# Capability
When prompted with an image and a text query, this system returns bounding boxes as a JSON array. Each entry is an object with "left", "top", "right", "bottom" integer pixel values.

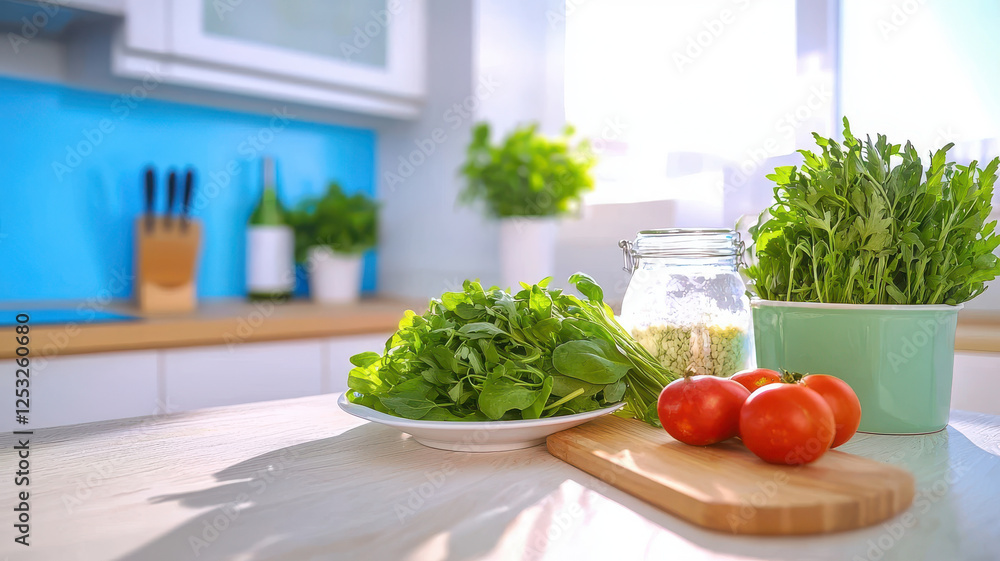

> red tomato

[
  {"left": 657, "top": 376, "right": 750, "bottom": 446},
  {"left": 800, "top": 374, "right": 862, "bottom": 448},
  {"left": 729, "top": 368, "right": 783, "bottom": 394},
  {"left": 739, "top": 384, "right": 835, "bottom": 465}
]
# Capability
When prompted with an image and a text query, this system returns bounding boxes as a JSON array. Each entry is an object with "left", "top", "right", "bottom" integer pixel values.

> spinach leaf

[
  {"left": 550, "top": 374, "right": 604, "bottom": 398},
  {"left": 604, "top": 379, "right": 627, "bottom": 403},
  {"left": 420, "top": 368, "right": 455, "bottom": 386},
  {"left": 478, "top": 367, "right": 540, "bottom": 420},
  {"left": 523, "top": 376, "right": 554, "bottom": 420},
  {"left": 552, "top": 340, "right": 631, "bottom": 384},
  {"left": 568, "top": 272, "right": 604, "bottom": 303},
  {"left": 458, "top": 322, "right": 508, "bottom": 339}
]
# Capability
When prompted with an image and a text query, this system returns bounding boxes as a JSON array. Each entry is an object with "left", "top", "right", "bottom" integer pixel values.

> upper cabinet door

[
  {"left": 171, "top": 0, "right": 424, "bottom": 99},
  {"left": 117, "top": 0, "right": 425, "bottom": 118}
]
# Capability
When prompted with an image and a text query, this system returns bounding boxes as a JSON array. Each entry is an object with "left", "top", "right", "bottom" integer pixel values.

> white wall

[
  {"left": 475, "top": 0, "right": 565, "bottom": 136},
  {"left": 556, "top": 200, "right": 678, "bottom": 305},
  {"left": 376, "top": 0, "right": 567, "bottom": 299},
  {"left": 375, "top": 0, "right": 491, "bottom": 299}
]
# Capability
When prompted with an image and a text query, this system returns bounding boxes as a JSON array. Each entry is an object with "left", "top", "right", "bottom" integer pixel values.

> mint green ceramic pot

[{"left": 751, "top": 300, "right": 962, "bottom": 434}]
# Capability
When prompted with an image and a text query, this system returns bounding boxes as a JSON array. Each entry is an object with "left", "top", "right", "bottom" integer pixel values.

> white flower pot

[
  {"left": 307, "top": 246, "right": 363, "bottom": 303},
  {"left": 499, "top": 217, "right": 558, "bottom": 290}
]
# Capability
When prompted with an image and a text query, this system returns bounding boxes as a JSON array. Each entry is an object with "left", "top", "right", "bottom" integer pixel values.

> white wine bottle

[{"left": 246, "top": 157, "right": 294, "bottom": 301}]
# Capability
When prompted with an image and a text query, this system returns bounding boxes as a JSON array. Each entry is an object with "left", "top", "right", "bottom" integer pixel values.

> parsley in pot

[{"left": 746, "top": 118, "right": 1000, "bottom": 305}]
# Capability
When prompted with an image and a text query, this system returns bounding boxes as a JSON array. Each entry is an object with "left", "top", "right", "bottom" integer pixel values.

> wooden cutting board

[{"left": 547, "top": 415, "right": 915, "bottom": 535}]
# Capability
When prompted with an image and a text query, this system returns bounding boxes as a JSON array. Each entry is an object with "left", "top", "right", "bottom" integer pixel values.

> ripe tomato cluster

[{"left": 656, "top": 368, "right": 862, "bottom": 465}]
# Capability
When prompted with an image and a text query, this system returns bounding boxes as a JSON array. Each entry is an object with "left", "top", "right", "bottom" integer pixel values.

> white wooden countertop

[{"left": 1, "top": 394, "right": 998, "bottom": 561}]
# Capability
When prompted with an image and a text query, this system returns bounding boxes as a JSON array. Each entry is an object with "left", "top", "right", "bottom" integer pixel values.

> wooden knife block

[{"left": 135, "top": 217, "right": 201, "bottom": 313}]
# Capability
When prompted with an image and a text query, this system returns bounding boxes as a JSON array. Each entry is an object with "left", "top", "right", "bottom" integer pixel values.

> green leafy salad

[
  {"left": 348, "top": 274, "right": 678, "bottom": 426},
  {"left": 747, "top": 118, "right": 1000, "bottom": 305}
]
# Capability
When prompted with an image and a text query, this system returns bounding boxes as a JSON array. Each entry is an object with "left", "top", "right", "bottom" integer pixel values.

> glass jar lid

[{"left": 619, "top": 228, "right": 743, "bottom": 273}]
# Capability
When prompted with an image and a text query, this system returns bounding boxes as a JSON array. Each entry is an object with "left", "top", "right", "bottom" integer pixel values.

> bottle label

[{"left": 247, "top": 226, "right": 294, "bottom": 293}]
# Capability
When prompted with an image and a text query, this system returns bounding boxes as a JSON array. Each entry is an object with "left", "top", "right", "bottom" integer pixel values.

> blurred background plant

[
  {"left": 289, "top": 182, "right": 378, "bottom": 261},
  {"left": 459, "top": 122, "right": 597, "bottom": 218}
]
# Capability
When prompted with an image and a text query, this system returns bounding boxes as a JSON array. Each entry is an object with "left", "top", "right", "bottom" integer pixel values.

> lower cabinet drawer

[
  {"left": 162, "top": 339, "right": 323, "bottom": 412},
  {"left": 1, "top": 350, "right": 159, "bottom": 431},
  {"left": 952, "top": 351, "right": 1000, "bottom": 415},
  {"left": 6, "top": 341, "right": 996, "bottom": 430}
]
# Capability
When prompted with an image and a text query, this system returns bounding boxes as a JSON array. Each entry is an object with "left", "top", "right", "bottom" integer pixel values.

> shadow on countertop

[{"left": 112, "top": 420, "right": 1000, "bottom": 561}]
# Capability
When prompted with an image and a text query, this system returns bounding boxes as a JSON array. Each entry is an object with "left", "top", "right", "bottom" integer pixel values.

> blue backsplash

[{"left": 0, "top": 76, "right": 377, "bottom": 301}]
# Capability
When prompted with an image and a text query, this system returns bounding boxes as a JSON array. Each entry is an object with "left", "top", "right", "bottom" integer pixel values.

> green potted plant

[
  {"left": 460, "top": 122, "right": 596, "bottom": 289},
  {"left": 288, "top": 182, "right": 378, "bottom": 303},
  {"left": 745, "top": 118, "right": 1000, "bottom": 434}
]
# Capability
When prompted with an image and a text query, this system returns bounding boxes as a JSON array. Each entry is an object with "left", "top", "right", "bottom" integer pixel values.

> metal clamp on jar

[{"left": 619, "top": 229, "right": 752, "bottom": 377}]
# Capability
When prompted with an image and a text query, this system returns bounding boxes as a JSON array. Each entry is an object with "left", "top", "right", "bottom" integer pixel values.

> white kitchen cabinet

[
  {"left": 11, "top": 337, "right": 992, "bottom": 431},
  {"left": 113, "top": 0, "right": 425, "bottom": 118},
  {"left": 0, "top": 335, "right": 393, "bottom": 431},
  {"left": 951, "top": 351, "right": 1000, "bottom": 415},
  {"left": 0, "top": 350, "right": 159, "bottom": 432},
  {"left": 322, "top": 332, "right": 392, "bottom": 393},
  {"left": 161, "top": 339, "right": 324, "bottom": 412}
]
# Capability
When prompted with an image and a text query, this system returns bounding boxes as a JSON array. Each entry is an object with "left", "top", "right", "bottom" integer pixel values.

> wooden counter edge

[
  {"left": 3, "top": 302, "right": 998, "bottom": 357},
  {"left": 0, "top": 299, "right": 416, "bottom": 359},
  {"left": 954, "top": 322, "right": 1000, "bottom": 353}
]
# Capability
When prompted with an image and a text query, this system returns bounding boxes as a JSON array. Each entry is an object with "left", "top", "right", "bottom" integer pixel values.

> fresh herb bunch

[
  {"left": 287, "top": 182, "right": 378, "bottom": 262},
  {"left": 746, "top": 118, "right": 1000, "bottom": 305},
  {"left": 348, "top": 274, "right": 677, "bottom": 425},
  {"left": 459, "top": 122, "right": 596, "bottom": 217}
]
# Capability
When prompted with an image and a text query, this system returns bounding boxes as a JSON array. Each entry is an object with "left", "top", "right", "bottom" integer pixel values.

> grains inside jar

[{"left": 632, "top": 322, "right": 750, "bottom": 377}]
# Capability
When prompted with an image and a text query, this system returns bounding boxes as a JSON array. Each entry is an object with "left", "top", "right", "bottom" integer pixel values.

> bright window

[
  {"left": 840, "top": 0, "right": 1000, "bottom": 158},
  {"left": 565, "top": 0, "right": 799, "bottom": 205}
]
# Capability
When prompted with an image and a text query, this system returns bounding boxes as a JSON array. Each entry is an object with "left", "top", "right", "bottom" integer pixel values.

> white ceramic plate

[{"left": 337, "top": 393, "right": 624, "bottom": 452}]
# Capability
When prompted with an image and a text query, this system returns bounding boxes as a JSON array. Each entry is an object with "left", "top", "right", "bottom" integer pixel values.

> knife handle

[
  {"left": 181, "top": 169, "right": 195, "bottom": 231},
  {"left": 144, "top": 166, "right": 156, "bottom": 233},
  {"left": 166, "top": 170, "right": 177, "bottom": 228}
]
